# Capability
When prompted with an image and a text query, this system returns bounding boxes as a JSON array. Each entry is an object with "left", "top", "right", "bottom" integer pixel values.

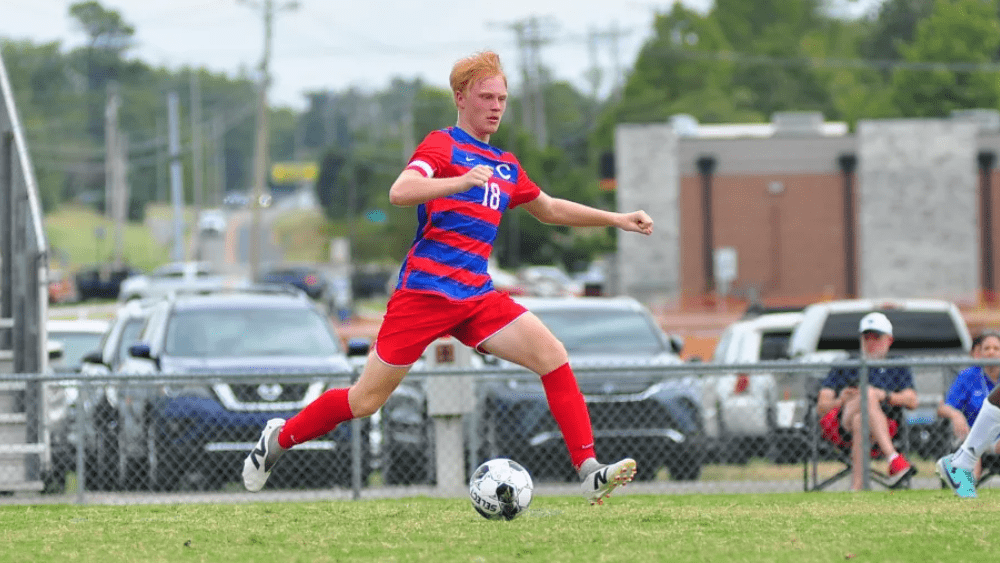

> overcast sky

[{"left": 1, "top": 0, "right": 881, "bottom": 111}]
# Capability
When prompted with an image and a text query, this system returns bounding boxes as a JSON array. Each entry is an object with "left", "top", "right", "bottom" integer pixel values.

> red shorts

[
  {"left": 820, "top": 407, "right": 898, "bottom": 451},
  {"left": 373, "top": 289, "right": 528, "bottom": 366}
]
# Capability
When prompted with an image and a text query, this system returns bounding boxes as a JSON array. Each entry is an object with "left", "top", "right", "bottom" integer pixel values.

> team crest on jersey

[{"left": 452, "top": 148, "right": 519, "bottom": 184}]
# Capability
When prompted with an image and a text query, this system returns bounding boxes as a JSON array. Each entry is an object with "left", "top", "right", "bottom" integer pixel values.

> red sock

[
  {"left": 540, "top": 363, "right": 595, "bottom": 469},
  {"left": 278, "top": 388, "right": 353, "bottom": 449}
]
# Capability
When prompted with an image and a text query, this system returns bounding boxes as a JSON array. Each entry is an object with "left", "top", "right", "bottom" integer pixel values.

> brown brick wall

[{"left": 680, "top": 172, "right": 850, "bottom": 305}]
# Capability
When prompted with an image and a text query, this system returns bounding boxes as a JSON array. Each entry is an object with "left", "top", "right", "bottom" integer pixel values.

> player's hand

[
  {"left": 461, "top": 165, "right": 493, "bottom": 190},
  {"left": 620, "top": 210, "right": 653, "bottom": 235}
]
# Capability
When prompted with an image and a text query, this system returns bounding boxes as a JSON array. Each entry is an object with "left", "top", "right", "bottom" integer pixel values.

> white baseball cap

[{"left": 859, "top": 312, "right": 893, "bottom": 336}]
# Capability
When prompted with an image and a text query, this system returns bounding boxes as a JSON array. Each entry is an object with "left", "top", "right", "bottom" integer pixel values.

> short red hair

[{"left": 450, "top": 51, "right": 507, "bottom": 100}]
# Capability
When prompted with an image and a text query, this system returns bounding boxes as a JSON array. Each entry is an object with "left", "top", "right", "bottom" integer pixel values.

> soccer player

[{"left": 243, "top": 51, "right": 652, "bottom": 505}]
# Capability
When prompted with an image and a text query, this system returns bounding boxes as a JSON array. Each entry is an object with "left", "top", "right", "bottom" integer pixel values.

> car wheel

[
  {"left": 722, "top": 435, "right": 752, "bottom": 465},
  {"left": 146, "top": 420, "right": 182, "bottom": 491},
  {"left": 667, "top": 445, "right": 704, "bottom": 481},
  {"left": 632, "top": 457, "right": 661, "bottom": 482},
  {"left": 117, "top": 422, "right": 147, "bottom": 491},
  {"left": 42, "top": 462, "right": 68, "bottom": 494},
  {"left": 86, "top": 415, "right": 119, "bottom": 490}
]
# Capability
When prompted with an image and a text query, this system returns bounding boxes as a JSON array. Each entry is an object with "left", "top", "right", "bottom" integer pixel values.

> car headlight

[{"left": 45, "top": 384, "right": 70, "bottom": 426}]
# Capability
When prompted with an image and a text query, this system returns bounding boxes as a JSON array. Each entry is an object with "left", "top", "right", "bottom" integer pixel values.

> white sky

[{"left": 1, "top": 0, "right": 881, "bottom": 111}]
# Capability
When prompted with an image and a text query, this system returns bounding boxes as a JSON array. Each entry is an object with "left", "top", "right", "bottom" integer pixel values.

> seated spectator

[
  {"left": 937, "top": 331, "right": 1000, "bottom": 481},
  {"left": 816, "top": 312, "right": 919, "bottom": 490}
]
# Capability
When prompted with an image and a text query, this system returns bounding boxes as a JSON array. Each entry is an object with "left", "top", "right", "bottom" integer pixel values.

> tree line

[{"left": 2, "top": 0, "right": 999, "bottom": 271}]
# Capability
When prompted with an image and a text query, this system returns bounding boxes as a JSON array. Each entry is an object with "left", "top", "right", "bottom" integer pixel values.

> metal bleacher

[{"left": 0, "top": 50, "right": 50, "bottom": 493}]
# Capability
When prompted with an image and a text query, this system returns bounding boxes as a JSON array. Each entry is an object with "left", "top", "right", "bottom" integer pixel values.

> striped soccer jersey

[{"left": 396, "top": 127, "right": 541, "bottom": 300}]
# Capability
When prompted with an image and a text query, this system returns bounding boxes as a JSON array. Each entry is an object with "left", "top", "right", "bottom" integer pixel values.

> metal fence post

[
  {"left": 425, "top": 338, "right": 474, "bottom": 496},
  {"left": 76, "top": 378, "right": 88, "bottom": 504},
  {"left": 350, "top": 365, "right": 362, "bottom": 501},
  {"left": 859, "top": 355, "right": 870, "bottom": 490}
]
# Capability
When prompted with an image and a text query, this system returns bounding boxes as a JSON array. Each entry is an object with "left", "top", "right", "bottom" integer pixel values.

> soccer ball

[{"left": 469, "top": 458, "right": 533, "bottom": 521}]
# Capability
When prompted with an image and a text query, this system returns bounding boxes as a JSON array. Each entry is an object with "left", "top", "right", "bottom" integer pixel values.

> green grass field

[
  {"left": 1, "top": 490, "right": 996, "bottom": 562},
  {"left": 44, "top": 204, "right": 173, "bottom": 273}
]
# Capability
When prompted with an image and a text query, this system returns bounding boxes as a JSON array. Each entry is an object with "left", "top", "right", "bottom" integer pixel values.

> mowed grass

[
  {"left": 2, "top": 490, "right": 998, "bottom": 563},
  {"left": 44, "top": 204, "right": 173, "bottom": 273}
]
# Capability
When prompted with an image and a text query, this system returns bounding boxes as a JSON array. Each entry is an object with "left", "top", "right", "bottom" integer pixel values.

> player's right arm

[{"left": 388, "top": 165, "right": 494, "bottom": 207}]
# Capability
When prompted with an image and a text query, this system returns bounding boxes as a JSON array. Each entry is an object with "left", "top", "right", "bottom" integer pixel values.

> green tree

[
  {"left": 891, "top": 0, "right": 1000, "bottom": 117},
  {"left": 861, "top": 0, "right": 937, "bottom": 64}
]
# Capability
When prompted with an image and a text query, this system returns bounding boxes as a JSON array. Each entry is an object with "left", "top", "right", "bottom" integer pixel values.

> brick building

[{"left": 614, "top": 111, "right": 1000, "bottom": 311}]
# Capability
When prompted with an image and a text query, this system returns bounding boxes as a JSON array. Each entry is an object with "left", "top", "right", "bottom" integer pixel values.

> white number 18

[{"left": 481, "top": 182, "right": 501, "bottom": 210}]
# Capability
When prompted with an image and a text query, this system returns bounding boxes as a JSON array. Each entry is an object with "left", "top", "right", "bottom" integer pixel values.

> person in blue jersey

[
  {"left": 937, "top": 331, "right": 1000, "bottom": 495},
  {"left": 937, "top": 331, "right": 1000, "bottom": 481},
  {"left": 243, "top": 51, "right": 653, "bottom": 505}
]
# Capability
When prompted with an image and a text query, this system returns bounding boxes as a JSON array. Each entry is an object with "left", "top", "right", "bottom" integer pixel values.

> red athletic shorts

[
  {"left": 820, "top": 407, "right": 898, "bottom": 450},
  {"left": 373, "top": 289, "right": 528, "bottom": 366}
]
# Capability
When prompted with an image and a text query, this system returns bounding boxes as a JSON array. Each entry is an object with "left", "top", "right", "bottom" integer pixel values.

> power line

[{"left": 665, "top": 48, "right": 1000, "bottom": 73}]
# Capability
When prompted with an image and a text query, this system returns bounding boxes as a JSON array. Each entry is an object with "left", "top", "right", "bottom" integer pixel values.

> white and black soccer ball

[{"left": 469, "top": 458, "right": 533, "bottom": 521}]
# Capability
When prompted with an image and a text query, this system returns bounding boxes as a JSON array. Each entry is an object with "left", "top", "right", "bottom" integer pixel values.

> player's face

[
  {"left": 456, "top": 75, "right": 507, "bottom": 142},
  {"left": 860, "top": 331, "right": 892, "bottom": 359}
]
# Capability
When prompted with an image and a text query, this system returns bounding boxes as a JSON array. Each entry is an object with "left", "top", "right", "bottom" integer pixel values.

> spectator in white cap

[{"left": 816, "top": 311, "right": 918, "bottom": 490}]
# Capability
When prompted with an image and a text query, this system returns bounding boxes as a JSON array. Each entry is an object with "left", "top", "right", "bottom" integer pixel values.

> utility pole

[
  {"left": 111, "top": 131, "right": 128, "bottom": 268},
  {"left": 241, "top": 0, "right": 298, "bottom": 281},
  {"left": 104, "top": 82, "right": 129, "bottom": 267},
  {"left": 592, "top": 22, "right": 629, "bottom": 99},
  {"left": 104, "top": 83, "right": 119, "bottom": 221},
  {"left": 501, "top": 16, "right": 554, "bottom": 148},
  {"left": 188, "top": 71, "right": 204, "bottom": 261},
  {"left": 211, "top": 113, "right": 225, "bottom": 208},
  {"left": 167, "top": 91, "right": 185, "bottom": 262}
]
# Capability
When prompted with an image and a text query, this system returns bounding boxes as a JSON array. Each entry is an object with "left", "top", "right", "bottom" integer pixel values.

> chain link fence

[{"left": 0, "top": 357, "right": 989, "bottom": 504}]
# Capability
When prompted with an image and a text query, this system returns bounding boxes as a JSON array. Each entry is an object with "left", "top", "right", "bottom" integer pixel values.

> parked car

[
  {"left": 48, "top": 319, "right": 111, "bottom": 373},
  {"left": 517, "top": 265, "right": 583, "bottom": 297},
  {"left": 380, "top": 296, "right": 706, "bottom": 484},
  {"left": 258, "top": 264, "right": 333, "bottom": 313},
  {"left": 116, "top": 287, "right": 368, "bottom": 491},
  {"left": 117, "top": 261, "right": 237, "bottom": 302},
  {"left": 75, "top": 264, "right": 140, "bottom": 301},
  {"left": 43, "top": 318, "right": 111, "bottom": 492},
  {"left": 223, "top": 191, "right": 249, "bottom": 209},
  {"left": 197, "top": 209, "right": 227, "bottom": 236},
  {"left": 71, "top": 299, "right": 159, "bottom": 490},
  {"left": 703, "top": 310, "right": 803, "bottom": 463}
]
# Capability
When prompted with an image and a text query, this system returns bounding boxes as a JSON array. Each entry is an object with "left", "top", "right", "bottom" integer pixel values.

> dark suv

[
  {"left": 116, "top": 287, "right": 367, "bottom": 490},
  {"left": 258, "top": 265, "right": 330, "bottom": 302},
  {"left": 381, "top": 296, "right": 705, "bottom": 484}
]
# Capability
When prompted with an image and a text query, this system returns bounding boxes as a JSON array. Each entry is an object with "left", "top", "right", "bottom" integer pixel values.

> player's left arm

[{"left": 520, "top": 192, "right": 653, "bottom": 235}]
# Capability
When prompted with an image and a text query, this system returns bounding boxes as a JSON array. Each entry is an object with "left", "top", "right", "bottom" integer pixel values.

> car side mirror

[
  {"left": 669, "top": 335, "right": 684, "bottom": 355},
  {"left": 82, "top": 350, "right": 105, "bottom": 366},
  {"left": 346, "top": 338, "right": 370, "bottom": 357},
  {"left": 128, "top": 343, "right": 153, "bottom": 359}
]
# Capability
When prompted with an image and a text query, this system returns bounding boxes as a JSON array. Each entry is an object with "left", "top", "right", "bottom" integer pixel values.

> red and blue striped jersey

[{"left": 396, "top": 127, "right": 541, "bottom": 300}]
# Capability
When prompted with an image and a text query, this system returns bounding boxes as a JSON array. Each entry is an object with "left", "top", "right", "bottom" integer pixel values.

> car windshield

[
  {"left": 760, "top": 330, "right": 793, "bottom": 360},
  {"left": 164, "top": 308, "right": 341, "bottom": 357},
  {"left": 50, "top": 332, "right": 104, "bottom": 370},
  {"left": 817, "top": 311, "right": 964, "bottom": 351},
  {"left": 532, "top": 308, "right": 664, "bottom": 354}
]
